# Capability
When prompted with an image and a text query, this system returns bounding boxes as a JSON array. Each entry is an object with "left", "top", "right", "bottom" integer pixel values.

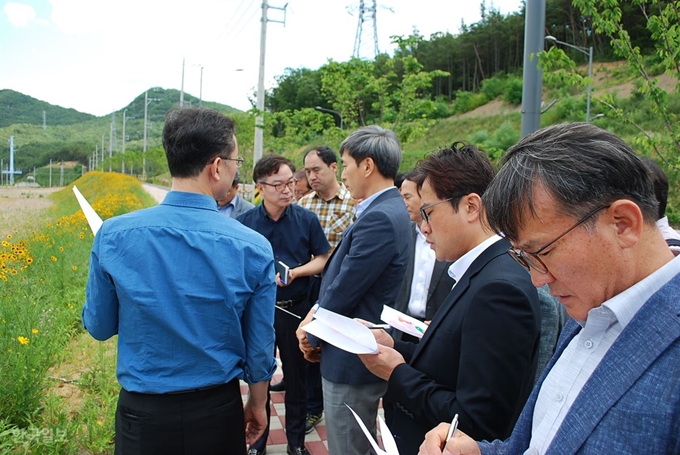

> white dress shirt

[{"left": 406, "top": 225, "right": 437, "bottom": 319}]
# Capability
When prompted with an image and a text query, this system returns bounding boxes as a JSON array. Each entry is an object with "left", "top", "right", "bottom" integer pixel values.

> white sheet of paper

[
  {"left": 381, "top": 305, "right": 428, "bottom": 339},
  {"left": 345, "top": 404, "right": 400, "bottom": 455},
  {"left": 303, "top": 307, "right": 378, "bottom": 354},
  {"left": 73, "top": 186, "right": 103, "bottom": 235}
]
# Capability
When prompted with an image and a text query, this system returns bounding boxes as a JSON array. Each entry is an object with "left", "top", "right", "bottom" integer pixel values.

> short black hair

[
  {"left": 162, "top": 107, "right": 236, "bottom": 178},
  {"left": 303, "top": 146, "right": 338, "bottom": 166},
  {"left": 253, "top": 154, "right": 295, "bottom": 182}
]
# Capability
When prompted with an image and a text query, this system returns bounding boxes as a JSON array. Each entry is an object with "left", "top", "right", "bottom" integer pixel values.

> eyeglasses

[
  {"left": 224, "top": 156, "right": 244, "bottom": 168},
  {"left": 208, "top": 155, "right": 244, "bottom": 168},
  {"left": 507, "top": 204, "right": 610, "bottom": 274},
  {"left": 259, "top": 179, "right": 296, "bottom": 192},
  {"left": 420, "top": 196, "right": 460, "bottom": 224}
]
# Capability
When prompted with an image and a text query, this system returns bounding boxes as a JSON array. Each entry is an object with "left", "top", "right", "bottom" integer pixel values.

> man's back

[{"left": 84, "top": 191, "right": 276, "bottom": 393}]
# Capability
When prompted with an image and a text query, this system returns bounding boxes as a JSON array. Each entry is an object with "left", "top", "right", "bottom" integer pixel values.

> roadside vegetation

[{"left": 0, "top": 172, "right": 155, "bottom": 454}]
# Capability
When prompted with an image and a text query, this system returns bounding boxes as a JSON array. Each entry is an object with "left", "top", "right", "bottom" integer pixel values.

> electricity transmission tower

[{"left": 351, "top": 0, "right": 379, "bottom": 60}]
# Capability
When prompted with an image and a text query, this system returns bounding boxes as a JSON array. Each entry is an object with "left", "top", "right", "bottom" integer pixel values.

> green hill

[
  {"left": 0, "top": 88, "right": 241, "bottom": 174},
  {"left": 0, "top": 89, "right": 97, "bottom": 128}
]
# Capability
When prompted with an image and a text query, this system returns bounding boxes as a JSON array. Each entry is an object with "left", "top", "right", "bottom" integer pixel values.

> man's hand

[
  {"left": 418, "top": 423, "right": 480, "bottom": 455},
  {"left": 243, "top": 381, "right": 269, "bottom": 445},
  {"left": 275, "top": 270, "right": 297, "bottom": 287},
  {"left": 354, "top": 318, "right": 395, "bottom": 347},
  {"left": 243, "top": 403, "right": 267, "bottom": 445},
  {"left": 358, "top": 344, "right": 405, "bottom": 380},
  {"left": 297, "top": 307, "right": 321, "bottom": 363}
]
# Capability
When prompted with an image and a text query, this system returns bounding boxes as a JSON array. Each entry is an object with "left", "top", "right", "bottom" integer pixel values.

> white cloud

[{"left": 4, "top": 2, "right": 36, "bottom": 27}]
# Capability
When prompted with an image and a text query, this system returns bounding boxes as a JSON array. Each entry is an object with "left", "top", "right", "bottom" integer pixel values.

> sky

[{"left": 1, "top": 0, "right": 523, "bottom": 117}]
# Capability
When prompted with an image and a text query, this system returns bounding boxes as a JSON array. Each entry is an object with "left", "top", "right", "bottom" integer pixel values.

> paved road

[{"left": 142, "top": 184, "right": 169, "bottom": 204}]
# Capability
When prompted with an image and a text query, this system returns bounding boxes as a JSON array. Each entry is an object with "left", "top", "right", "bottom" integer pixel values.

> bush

[{"left": 503, "top": 77, "right": 523, "bottom": 105}]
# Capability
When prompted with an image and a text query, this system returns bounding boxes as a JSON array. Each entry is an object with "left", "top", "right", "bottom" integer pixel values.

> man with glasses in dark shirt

[{"left": 238, "top": 154, "right": 330, "bottom": 455}]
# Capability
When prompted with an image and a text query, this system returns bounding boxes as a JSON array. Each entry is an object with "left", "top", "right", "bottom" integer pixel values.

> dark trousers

[
  {"left": 305, "top": 275, "right": 324, "bottom": 415},
  {"left": 115, "top": 379, "right": 244, "bottom": 455},
  {"left": 251, "top": 300, "right": 310, "bottom": 450},
  {"left": 305, "top": 361, "right": 323, "bottom": 415}
]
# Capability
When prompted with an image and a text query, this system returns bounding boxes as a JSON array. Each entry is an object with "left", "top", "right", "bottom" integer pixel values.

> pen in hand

[
  {"left": 444, "top": 413, "right": 459, "bottom": 447},
  {"left": 366, "top": 323, "right": 391, "bottom": 330}
]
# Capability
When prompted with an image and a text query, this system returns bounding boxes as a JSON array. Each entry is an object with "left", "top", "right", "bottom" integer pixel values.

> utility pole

[
  {"left": 180, "top": 57, "right": 185, "bottom": 107},
  {"left": 42, "top": 111, "right": 46, "bottom": 130},
  {"left": 9, "top": 136, "right": 14, "bottom": 185},
  {"left": 109, "top": 114, "right": 114, "bottom": 172},
  {"left": 143, "top": 91, "right": 161, "bottom": 179},
  {"left": 122, "top": 109, "right": 127, "bottom": 174},
  {"left": 199, "top": 65, "right": 204, "bottom": 107},
  {"left": 520, "top": 0, "right": 546, "bottom": 138},
  {"left": 254, "top": 0, "right": 287, "bottom": 166},
  {"left": 101, "top": 133, "right": 105, "bottom": 170},
  {"left": 49, "top": 159, "right": 52, "bottom": 187},
  {"left": 59, "top": 161, "right": 64, "bottom": 187}
]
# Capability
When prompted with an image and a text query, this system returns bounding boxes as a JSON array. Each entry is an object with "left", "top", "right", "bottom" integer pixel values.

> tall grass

[{"left": 0, "top": 172, "right": 155, "bottom": 454}]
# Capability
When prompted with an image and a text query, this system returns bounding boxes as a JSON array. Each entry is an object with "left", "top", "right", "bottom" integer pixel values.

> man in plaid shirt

[
  {"left": 298, "top": 146, "right": 355, "bottom": 252},
  {"left": 297, "top": 146, "right": 355, "bottom": 433}
]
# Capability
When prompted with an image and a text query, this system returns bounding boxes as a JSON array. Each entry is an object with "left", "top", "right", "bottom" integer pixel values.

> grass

[{"left": 0, "top": 172, "right": 155, "bottom": 454}]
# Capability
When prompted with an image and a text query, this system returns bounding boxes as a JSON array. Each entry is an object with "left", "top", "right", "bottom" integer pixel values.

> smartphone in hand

[{"left": 275, "top": 261, "right": 290, "bottom": 284}]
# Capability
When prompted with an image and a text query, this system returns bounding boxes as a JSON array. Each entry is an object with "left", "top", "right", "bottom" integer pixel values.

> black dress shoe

[
  {"left": 270, "top": 379, "right": 285, "bottom": 392},
  {"left": 248, "top": 449, "right": 265, "bottom": 455},
  {"left": 286, "top": 446, "right": 310, "bottom": 455}
]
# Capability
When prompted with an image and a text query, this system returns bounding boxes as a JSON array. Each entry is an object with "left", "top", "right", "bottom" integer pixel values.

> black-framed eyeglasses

[
  {"left": 259, "top": 179, "right": 296, "bottom": 192},
  {"left": 420, "top": 196, "right": 461, "bottom": 224},
  {"left": 507, "top": 204, "right": 610, "bottom": 274}
]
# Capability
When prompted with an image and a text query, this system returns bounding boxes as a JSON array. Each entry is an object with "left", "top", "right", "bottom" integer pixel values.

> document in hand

[
  {"left": 303, "top": 308, "right": 379, "bottom": 354},
  {"left": 346, "top": 403, "right": 399, "bottom": 455},
  {"left": 381, "top": 305, "right": 428, "bottom": 339},
  {"left": 73, "top": 186, "right": 103, "bottom": 235}
]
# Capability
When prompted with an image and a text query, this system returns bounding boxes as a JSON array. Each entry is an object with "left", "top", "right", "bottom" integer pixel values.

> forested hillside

[{"left": 0, "top": 90, "right": 96, "bottom": 128}]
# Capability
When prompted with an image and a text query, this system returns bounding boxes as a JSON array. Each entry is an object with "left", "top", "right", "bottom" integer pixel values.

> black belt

[
  {"left": 166, "top": 384, "right": 223, "bottom": 395},
  {"left": 276, "top": 296, "right": 306, "bottom": 309}
]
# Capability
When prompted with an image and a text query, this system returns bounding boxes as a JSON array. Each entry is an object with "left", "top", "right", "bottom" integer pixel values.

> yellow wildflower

[
  {"left": 17, "top": 336, "right": 29, "bottom": 345},
  {"left": 72, "top": 265, "right": 78, "bottom": 271},
  {"left": 32, "top": 328, "right": 38, "bottom": 334},
  {"left": 51, "top": 256, "right": 58, "bottom": 262}
]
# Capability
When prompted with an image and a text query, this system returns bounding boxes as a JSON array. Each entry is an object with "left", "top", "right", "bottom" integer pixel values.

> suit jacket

[
  {"left": 385, "top": 239, "right": 541, "bottom": 455},
  {"left": 316, "top": 187, "right": 412, "bottom": 385},
  {"left": 229, "top": 195, "right": 255, "bottom": 219},
  {"left": 479, "top": 272, "right": 680, "bottom": 455},
  {"left": 394, "top": 223, "right": 454, "bottom": 321}
]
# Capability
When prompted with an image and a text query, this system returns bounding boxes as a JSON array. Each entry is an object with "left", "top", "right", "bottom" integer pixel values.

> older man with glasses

[
  {"left": 420, "top": 123, "right": 680, "bottom": 455},
  {"left": 359, "top": 143, "right": 542, "bottom": 455},
  {"left": 237, "top": 154, "right": 331, "bottom": 455}
]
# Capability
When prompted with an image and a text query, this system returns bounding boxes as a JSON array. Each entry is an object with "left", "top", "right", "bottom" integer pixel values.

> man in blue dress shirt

[
  {"left": 83, "top": 107, "right": 276, "bottom": 455},
  {"left": 238, "top": 154, "right": 330, "bottom": 455}
]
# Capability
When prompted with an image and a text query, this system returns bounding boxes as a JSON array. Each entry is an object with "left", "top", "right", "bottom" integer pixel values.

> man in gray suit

[
  {"left": 394, "top": 172, "right": 454, "bottom": 333},
  {"left": 420, "top": 123, "right": 680, "bottom": 455},
  {"left": 217, "top": 171, "right": 254, "bottom": 218}
]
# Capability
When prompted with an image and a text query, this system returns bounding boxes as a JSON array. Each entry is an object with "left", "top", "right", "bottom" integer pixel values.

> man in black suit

[
  {"left": 360, "top": 144, "right": 541, "bottom": 455},
  {"left": 394, "top": 172, "right": 454, "bottom": 331}
]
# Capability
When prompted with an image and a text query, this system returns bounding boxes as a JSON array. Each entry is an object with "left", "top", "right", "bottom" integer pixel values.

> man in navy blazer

[
  {"left": 360, "top": 145, "right": 541, "bottom": 455},
  {"left": 297, "top": 125, "right": 412, "bottom": 455},
  {"left": 421, "top": 123, "right": 680, "bottom": 455}
]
